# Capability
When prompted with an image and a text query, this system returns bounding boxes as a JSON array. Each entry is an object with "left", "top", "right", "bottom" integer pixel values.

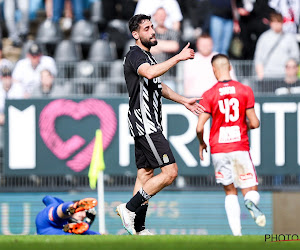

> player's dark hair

[
  {"left": 211, "top": 54, "right": 230, "bottom": 65},
  {"left": 128, "top": 14, "right": 151, "bottom": 33}
]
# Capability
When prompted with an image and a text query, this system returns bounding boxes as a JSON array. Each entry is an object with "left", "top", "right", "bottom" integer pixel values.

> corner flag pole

[
  {"left": 88, "top": 129, "right": 106, "bottom": 234},
  {"left": 97, "top": 169, "right": 105, "bottom": 234}
]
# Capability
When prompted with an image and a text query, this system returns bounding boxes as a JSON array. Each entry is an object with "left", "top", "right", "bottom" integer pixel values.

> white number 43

[{"left": 218, "top": 98, "right": 239, "bottom": 122}]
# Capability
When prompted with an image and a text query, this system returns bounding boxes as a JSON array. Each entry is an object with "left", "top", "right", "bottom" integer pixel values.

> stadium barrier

[
  {"left": 0, "top": 191, "right": 273, "bottom": 235},
  {"left": 2, "top": 191, "right": 299, "bottom": 235},
  {"left": 1, "top": 95, "right": 299, "bottom": 191},
  {"left": 51, "top": 60, "right": 293, "bottom": 97}
]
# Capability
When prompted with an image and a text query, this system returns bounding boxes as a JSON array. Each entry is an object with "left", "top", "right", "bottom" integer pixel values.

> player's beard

[{"left": 140, "top": 36, "right": 157, "bottom": 49}]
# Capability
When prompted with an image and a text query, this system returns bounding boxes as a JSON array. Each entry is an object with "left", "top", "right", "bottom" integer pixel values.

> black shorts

[{"left": 134, "top": 131, "right": 176, "bottom": 169}]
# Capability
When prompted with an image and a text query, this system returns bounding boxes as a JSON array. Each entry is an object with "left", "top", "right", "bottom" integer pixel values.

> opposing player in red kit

[{"left": 196, "top": 54, "right": 266, "bottom": 236}]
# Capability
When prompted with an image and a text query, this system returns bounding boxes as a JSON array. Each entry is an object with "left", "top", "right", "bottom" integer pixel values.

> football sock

[
  {"left": 126, "top": 188, "right": 152, "bottom": 212},
  {"left": 244, "top": 190, "right": 260, "bottom": 205},
  {"left": 134, "top": 203, "right": 148, "bottom": 232},
  {"left": 52, "top": 206, "right": 62, "bottom": 221},
  {"left": 225, "top": 194, "right": 242, "bottom": 236},
  {"left": 61, "top": 202, "right": 74, "bottom": 215}
]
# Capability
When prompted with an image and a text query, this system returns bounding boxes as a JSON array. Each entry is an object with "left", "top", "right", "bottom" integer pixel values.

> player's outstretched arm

[
  {"left": 138, "top": 43, "right": 194, "bottom": 79},
  {"left": 196, "top": 113, "right": 210, "bottom": 160},
  {"left": 246, "top": 108, "right": 260, "bottom": 130},
  {"left": 162, "top": 83, "right": 204, "bottom": 115}
]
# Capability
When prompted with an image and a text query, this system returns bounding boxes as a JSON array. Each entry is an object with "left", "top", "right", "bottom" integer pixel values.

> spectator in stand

[
  {"left": 0, "top": 67, "right": 24, "bottom": 126},
  {"left": 52, "top": 0, "right": 85, "bottom": 30},
  {"left": 4, "top": 0, "right": 30, "bottom": 47},
  {"left": 254, "top": 12, "right": 299, "bottom": 80},
  {"left": 269, "top": 0, "right": 300, "bottom": 34},
  {"left": 0, "top": 67, "right": 24, "bottom": 150},
  {"left": 275, "top": 58, "right": 300, "bottom": 95},
  {"left": 31, "top": 69, "right": 71, "bottom": 98},
  {"left": 0, "top": 8, "right": 2, "bottom": 41},
  {"left": 102, "top": 0, "right": 137, "bottom": 22},
  {"left": 274, "top": 58, "right": 300, "bottom": 95},
  {"left": 150, "top": 7, "right": 180, "bottom": 63},
  {"left": 183, "top": 34, "right": 236, "bottom": 97},
  {"left": 256, "top": 58, "right": 300, "bottom": 94},
  {"left": 12, "top": 43, "right": 57, "bottom": 98},
  {"left": 236, "top": 0, "right": 274, "bottom": 59},
  {"left": 44, "top": 0, "right": 53, "bottom": 19},
  {"left": 150, "top": 7, "right": 180, "bottom": 90},
  {"left": 134, "top": 0, "right": 183, "bottom": 31},
  {"left": 0, "top": 42, "right": 14, "bottom": 72},
  {"left": 178, "top": 0, "right": 211, "bottom": 34},
  {"left": 209, "top": 0, "right": 240, "bottom": 55}
]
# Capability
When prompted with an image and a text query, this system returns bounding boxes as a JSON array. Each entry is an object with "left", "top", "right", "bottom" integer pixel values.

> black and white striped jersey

[{"left": 123, "top": 45, "right": 163, "bottom": 137}]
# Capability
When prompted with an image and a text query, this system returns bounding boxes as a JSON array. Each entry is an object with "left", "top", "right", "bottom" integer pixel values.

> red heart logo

[{"left": 39, "top": 99, "right": 117, "bottom": 172}]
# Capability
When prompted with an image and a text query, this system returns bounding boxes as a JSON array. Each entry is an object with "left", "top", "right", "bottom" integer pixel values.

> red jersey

[{"left": 200, "top": 80, "right": 255, "bottom": 154}]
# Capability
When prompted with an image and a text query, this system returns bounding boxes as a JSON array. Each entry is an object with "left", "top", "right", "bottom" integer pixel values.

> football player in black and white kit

[{"left": 116, "top": 14, "right": 204, "bottom": 235}]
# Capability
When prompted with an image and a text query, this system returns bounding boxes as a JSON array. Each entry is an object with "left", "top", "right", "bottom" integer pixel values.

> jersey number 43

[{"left": 218, "top": 98, "right": 239, "bottom": 123}]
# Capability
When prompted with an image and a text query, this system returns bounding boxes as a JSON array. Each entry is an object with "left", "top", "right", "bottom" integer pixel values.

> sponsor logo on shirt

[
  {"left": 218, "top": 126, "right": 241, "bottom": 143},
  {"left": 48, "top": 207, "right": 54, "bottom": 221},
  {"left": 215, "top": 172, "right": 224, "bottom": 179},
  {"left": 239, "top": 173, "right": 253, "bottom": 181}
]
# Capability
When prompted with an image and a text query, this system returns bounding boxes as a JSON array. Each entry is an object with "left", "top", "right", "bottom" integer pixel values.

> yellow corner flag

[{"left": 88, "top": 129, "right": 106, "bottom": 189}]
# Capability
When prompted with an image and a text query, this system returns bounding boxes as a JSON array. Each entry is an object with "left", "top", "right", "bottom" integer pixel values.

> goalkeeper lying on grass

[{"left": 36, "top": 196, "right": 100, "bottom": 235}]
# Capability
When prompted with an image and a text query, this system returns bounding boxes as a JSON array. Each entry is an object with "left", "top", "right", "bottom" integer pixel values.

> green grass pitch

[{"left": 0, "top": 235, "right": 299, "bottom": 250}]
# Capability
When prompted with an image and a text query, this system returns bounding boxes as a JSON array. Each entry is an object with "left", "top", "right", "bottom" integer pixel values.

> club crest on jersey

[
  {"left": 163, "top": 154, "right": 169, "bottom": 163},
  {"left": 219, "top": 86, "right": 236, "bottom": 96}
]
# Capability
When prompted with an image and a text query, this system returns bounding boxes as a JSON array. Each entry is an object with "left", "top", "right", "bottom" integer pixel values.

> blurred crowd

[{"left": 0, "top": 0, "right": 298, "bottom": 131}]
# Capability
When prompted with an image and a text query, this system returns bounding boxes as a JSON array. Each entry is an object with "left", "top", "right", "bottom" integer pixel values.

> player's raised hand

[
  {"left": 183, "top": 97, "right": 205, "bottom": 116},
  {"left": 177, "top": 42, "right": 195, "bottom": 61},
  {"left": 199, "top": 142, "right": 207, "bottom": 161}
]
